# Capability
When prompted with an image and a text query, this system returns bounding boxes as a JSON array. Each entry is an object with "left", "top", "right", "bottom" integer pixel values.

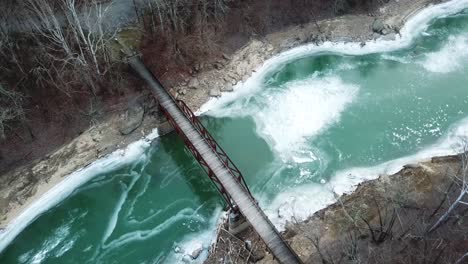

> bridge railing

[{"left": 175, "top": 99, "right": 253, "bottom": 199}]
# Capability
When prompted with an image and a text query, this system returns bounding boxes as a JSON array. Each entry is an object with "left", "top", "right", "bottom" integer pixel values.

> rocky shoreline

[
  {"left": 0, "top": 0, "right": 443, "bottom": 252},
  {"left": 172, "top": 0, "right": 438, "bottom": 112},
  {"left": 206, "top": 154, "right": 468, "bottom": 263}
]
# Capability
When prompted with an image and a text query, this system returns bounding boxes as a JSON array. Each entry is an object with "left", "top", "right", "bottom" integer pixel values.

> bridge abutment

[{"left": 228, "top": 209, "right": 250, "bottom": 235}]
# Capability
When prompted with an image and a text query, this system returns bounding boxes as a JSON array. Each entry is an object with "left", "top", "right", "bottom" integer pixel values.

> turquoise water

[{"left": 2, "top": 7, "right": 468, "bottom": 264}]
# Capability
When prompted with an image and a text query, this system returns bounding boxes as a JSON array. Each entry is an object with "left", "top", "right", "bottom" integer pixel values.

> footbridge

[{"left": 125, "top": 54, "right": 303, "bottom": 263}]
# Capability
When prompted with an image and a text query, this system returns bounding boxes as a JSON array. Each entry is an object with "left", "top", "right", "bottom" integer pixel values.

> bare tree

[
  {"left": 19, "top": 0, "right": 116, "bottom": 96},
  {"left": 428, "top": 150, "right": 468, "bottom": 233},
  {"left": 455, "top": 251, "right": 468, "bottom": 264},
  {"left": 0, "top": 83, "right": 25, "bottom": 139}
]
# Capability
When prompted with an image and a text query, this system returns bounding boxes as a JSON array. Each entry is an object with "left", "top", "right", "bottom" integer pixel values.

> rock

[
  {"left": 221, "top": 84, "right": 233, "bottom": 92},
  {"left": 158, "top": 121, "right": 175, "bottom": 136},
  {"left": 372, "top": 32, "right": 381, "bottom": 40},
  {"left": 182, "top": 255, "right": 192, "bottom": 263},
  {"left": 214, "top": 62, "right": 224, "bottom": 70},
  {"left": 360, "top": 42, "right": 366, "bottom": 47},
  {"left": 372, "top": 18, "right": 386, "bottom": 34},
  {"left": 209, "top": 88, "right": 221, "bottom": 97},
  {"left": 188, "top": 78, "right": 199, "bottom": 89},
  {"left": 245, "top": 240, "right": 252, "bottom": 251},
  {"left": 118, "top": 104, "right": 144, "bottom": 135},
  {"left": 222, "top": 53, "right": 231, "bottom": 60},
  {"left": 178, "top": 89, "right": 187, "bottom": 95},
  {"left": 195, "top": 62, "right": 206, "bottom": 72},
  {"left": 257, "top": 252, "right": 274, "bottom": 263},
  {"left": 431, "top": 155, "right": 460, "bottom": 163},
  {"left": 97, "top": 146, "right": 107, "bottom": 156},
  {"left": 339, "top": 36, "right": 353, "bottom": 43},
  {"left": 403, "top": 163, "right": 422, "bottom": 169},
  {"left": 227, "top": 72, "right": 238, "bottom": 80},
  {"left": 382, "top": 32, "right": 396, "bottom": 41},
  {"left": 188, "top": 243, "right": 203, "bottom": 259},
  {"left": 318, "top": 34, "right": 327, "bottom": 43},
  {"left": 250, "top": 250, "right": 266, "bottom": 262},
  {"left": 174, "top": 246, "right": 182, "bottom": 253},
  {"left": 381, "top": 28, "right": 389, "bottom": 35},
  {"left": 236, "top": 61, "right": 248, "bottom": 76}
]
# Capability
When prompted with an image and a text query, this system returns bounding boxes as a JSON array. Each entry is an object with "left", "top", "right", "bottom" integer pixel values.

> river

[{"left": 1, "top": 2, "right": 468, "bottom": 264}]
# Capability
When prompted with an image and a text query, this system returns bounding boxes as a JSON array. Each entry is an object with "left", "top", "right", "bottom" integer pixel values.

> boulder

[
  {"left": 250, "top": 250, "right": 265, "bottom": 262},
  {"left": 403, "top": 164, "right": 421, "bottom": 169},
  {"left": 236, "top": 61, "right": 249, "bottom": 76},
  {"left": 174, "top": 246, "right": 182, "bottom": 253},
  {"left": 214, "top": 62, "right": 224, "bottom": 70},
  {"left": 372, "top": 18, "right": 386, "bottom": 34},
  {"left": 245, "top": 240, "right": 252, "bottom": 251},
  {"left": 222, "top": 53, "right": 231, "bottom": 60},
  {"left": 209, "top": 88, "right": 221, "bottom": 97},
  {"left": 382, "top": 33, "right": 396, "bottom": 41},
  {"left": 227, "top": 72, "right": 238, "bottom": 80},
  {"left": 221, "top": 84, "right": 233, "bottom": 92},
  {"left": 118, "top": 104, "right": 144, "bottom": 135},
  {"left": 182, "top": 255, "right": 192, "bottom": 263},
  {"left": 194, "top": 63, "right": 201, "bottom": 72},
  {"left": 372, "top": 32, "right": 381, "bottom": 40},
  {"left": 333, "top": 0, "right": 350, "bottom": 15},
  {"left": 188, "top": 78, "right": 199, "bottom": 89},
  {"left": 188, "top": 242, "right": 203, "bottom": 259}
]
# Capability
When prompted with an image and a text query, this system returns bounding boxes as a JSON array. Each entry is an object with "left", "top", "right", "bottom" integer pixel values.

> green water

[{"left": 2, "top": 8, "right": 468, "bottom": 264}]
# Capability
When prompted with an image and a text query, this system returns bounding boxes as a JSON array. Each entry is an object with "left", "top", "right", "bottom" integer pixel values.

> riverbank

[
  {"left": 206, "top": 153, "right": 468, "bottom": 263},
  {"left": 172, "top": 0, "right": 440, "bottom": 112},
  {"left": 0, "top": 0, "right": 448, "bottom": 255}
]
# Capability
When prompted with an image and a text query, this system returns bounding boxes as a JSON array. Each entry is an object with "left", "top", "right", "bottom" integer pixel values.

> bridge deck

[{"left": 128, "top": 57, "right": 302, "bottom": 264}]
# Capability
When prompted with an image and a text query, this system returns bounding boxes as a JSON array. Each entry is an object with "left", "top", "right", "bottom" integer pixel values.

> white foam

[
  {"left": 199, "top": 0, "right": 468, "bottom": 115},
  {"left": 266, "top": 117, "right": 468, "bottom": 231},
  {"left": 266, "top": 183, "right": 336, "bottom": 230},
  {"left": 0, "top": 129, "right": 159, "bottom": 253},
  {"left": 198, "top": 0, "right": 468, "bottom": 232},
  {"left": 165, "top": 207, "right": 224, "bottom": 264},
  {"left": 254, "top": 76, "right": 358, "bottom": 160},
  {"left": 381, "top": 54, "right": 411, "bottom": 64},
  {"left": 421, "top": 34, "right": 468, "bottom": 73}
]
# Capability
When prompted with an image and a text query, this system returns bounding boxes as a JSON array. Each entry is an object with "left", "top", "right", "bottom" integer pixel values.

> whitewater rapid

[
  {"left": 201, "top": 0, "right": 468, "bottom": 231},
  {"left": 200, "top": 0, "right": 468, "bottom": 115},
  {"left": 2, "top": 0, "right": 468, "bottom": 262}
]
